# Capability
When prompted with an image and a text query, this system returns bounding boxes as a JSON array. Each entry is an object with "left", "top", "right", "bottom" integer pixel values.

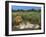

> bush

[{"left": 12, "top": 12, "right": 41, "bottom": 25}]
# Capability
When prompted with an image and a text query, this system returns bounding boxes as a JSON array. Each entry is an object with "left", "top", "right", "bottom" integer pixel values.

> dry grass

[{"left": 12, "top": 11, "right": 41, "bottom": 31}]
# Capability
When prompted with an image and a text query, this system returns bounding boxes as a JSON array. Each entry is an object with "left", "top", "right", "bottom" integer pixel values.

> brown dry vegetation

[{"left": 12, "top": 11, "right": 41, "bottom": 31}]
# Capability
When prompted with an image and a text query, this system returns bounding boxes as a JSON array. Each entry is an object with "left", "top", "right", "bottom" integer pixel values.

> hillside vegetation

[{"left": 12, "top": 9, "right": 41, "bottom": 30}]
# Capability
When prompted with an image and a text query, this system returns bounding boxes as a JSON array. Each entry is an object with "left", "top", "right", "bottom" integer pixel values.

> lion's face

[{"left": 15, "top": 16, "right": 23, "bottom": 25}]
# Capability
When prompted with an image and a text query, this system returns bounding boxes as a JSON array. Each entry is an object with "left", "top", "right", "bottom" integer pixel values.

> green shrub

[{"left": 12, "top": 11, "right": 41, "bottom": 25}]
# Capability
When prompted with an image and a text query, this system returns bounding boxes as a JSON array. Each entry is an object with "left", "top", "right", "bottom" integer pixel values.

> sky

[{"left": 12, "top": 5, "right": 41, "bottom": 10}]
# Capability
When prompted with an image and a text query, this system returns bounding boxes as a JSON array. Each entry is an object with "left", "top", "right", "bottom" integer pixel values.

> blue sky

[{"left": 12, "top": 5, "right": 41, "bottom": 10}]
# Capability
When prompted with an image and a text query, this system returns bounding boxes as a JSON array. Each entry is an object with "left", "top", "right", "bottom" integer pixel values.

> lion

[{"left": 15, "top": 15, "right": 23, "bottom": 26}]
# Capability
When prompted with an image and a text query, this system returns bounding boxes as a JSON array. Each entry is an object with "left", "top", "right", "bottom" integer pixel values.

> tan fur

[{"left": 15, "top": 16, "right": 23, "bottom": 25}]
